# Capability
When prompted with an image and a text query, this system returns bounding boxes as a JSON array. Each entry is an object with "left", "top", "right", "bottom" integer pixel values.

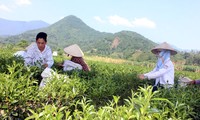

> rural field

[{"left": 1, "top": 46, "right": 200, "bottom": 120}]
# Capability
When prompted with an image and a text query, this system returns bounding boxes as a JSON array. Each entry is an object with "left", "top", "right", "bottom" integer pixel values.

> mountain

[
  {"left": 0, "top": 15, "right": 157, "bottom": 59},
  {"left": 0, "top": 18, "right": 49, "bottom": 36}
]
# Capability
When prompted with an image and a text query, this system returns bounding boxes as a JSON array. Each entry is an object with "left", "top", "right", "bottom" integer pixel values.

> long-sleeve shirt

[
  {"left": 144, "top": 59, "right": 174, "bottom": 86},
  {"left": 71, "top": 57, "right": 90, "bottom": 71},
  {"left": 24, "top": 44, "right": 54, "bottom": 68},
  {"left": 63, "top": 60, "right": 83, "bottom": 71}
]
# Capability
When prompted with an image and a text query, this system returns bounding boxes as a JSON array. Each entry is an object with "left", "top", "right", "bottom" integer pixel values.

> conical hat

[
  {"left": 64, "top": 44, "right": 84, "bottom": 57},
  {"left": 151, "top": 42, "right": 177, "bottom": 55}
]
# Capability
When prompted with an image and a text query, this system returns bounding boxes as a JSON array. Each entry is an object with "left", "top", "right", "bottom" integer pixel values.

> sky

[{"left": 0, "top": 0, "right": 200, "bottom": 51}]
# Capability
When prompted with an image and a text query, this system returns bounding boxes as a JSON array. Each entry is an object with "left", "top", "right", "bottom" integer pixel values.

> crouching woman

[
  {"left": 59, "top": 44, "right": 90, "bottom": 72},
  {"left": 138, "top": 42, "right": 177, "bottom": 92}
]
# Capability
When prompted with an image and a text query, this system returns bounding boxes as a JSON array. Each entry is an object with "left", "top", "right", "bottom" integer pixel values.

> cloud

[
  {"left": 108, "top": 15, "right": 133, "bottom": 27},
  {"left": 15, "top": 0, "right": 31, "bottom": 6},
  {"left": 0, "top": 4, "right": 11, "bottom": 12},
  {"left": 132, "top": 18, "right": 156, "bottom": 28},
  {"left": 108, "top": 15, "right": 156, "bottom": 29},
  {"left": 94, "top": 16, "right": 105, "bottom": 23},
  {"left": 0, "top": 0, "right": 31, "bottom": 13}
]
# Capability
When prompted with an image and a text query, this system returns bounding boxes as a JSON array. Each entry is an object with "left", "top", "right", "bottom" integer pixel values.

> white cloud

[
  {"left": 108, "top": 15, "right": 133, "bottom": 27},
  {"left": 94, "top": 16, "right": 105, "bottom": 23},
  {"left": 15, "top": 0, "right": 31, "bottom": 6},
  {"left": 0, "top": 0, "right": 31, "bottom": 13},
  {"left": 0, "top": 4, "right": 11, "bottom": 12},
  {"left": 108, "top": 15, "right": 156, "bottom": 29},
  {"left": 132, "top": 18, "right": 156, "bottom": 28}
]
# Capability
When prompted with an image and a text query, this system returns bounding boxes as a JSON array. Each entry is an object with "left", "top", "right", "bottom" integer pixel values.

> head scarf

[{"left": 156, "top": 50, "right": 171, "bottom": 70}]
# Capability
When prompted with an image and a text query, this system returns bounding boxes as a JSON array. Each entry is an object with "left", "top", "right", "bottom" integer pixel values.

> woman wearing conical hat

[
  {"left": 138, "top": 42, "right": 177, "bottom": 92},
  {"left": 61, "top": 44, "right": 90, "bottom": 72}
]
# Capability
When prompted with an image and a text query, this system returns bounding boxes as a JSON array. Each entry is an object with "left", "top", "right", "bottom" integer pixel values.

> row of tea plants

[{"left": 0, "top": 46, "right": 200, "bottom": 119}]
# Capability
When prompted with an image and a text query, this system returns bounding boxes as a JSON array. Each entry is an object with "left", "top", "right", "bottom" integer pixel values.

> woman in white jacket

[
  {"left": 58, "top": 44, "right": 90, "bottom": 72},
  {"left": 138, "top": 42, "right": 177, "bottom": 92}
]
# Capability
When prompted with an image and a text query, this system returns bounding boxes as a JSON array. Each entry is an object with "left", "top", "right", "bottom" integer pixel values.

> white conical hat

[
  {"left": 64, "top": 44, "right": 84, "bottom": 57},
  {"left": 151, "top": 42, "right": 177, "bottom": 55}
]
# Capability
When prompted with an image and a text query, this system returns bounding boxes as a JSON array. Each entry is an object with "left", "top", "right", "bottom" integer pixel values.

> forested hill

[{"left": 1, "top": 15, "right": 157, "bottom": 59}]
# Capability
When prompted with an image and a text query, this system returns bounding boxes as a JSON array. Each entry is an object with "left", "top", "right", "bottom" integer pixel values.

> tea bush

[{"left": 0, "top": 46, "right": 200, "bottom": 119}]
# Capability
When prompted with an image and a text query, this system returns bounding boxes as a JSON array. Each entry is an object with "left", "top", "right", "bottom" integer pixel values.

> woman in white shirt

[
  {"left": 138, "top": 42, "right": 177, "bottom": 92},
  {"left": 58, "top": 44, "right": 90, "bottom": 72},
  {"left": 25, "top": 32, "right": 54, "bottom": 68}
]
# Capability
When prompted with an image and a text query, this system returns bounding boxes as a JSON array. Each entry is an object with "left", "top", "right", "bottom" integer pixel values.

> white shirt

[
  {"left": 144, "top": 59, "right": 174, "bottom": 86},
  {"left": 25, "top": 44, "right": 54, "bottom": 68},
  {"left": 63, "top": 60, "right": 82, "bottom": 71}
]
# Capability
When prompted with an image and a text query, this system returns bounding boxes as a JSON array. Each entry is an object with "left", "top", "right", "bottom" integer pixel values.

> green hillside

[{"left": 1, "top": 15, "right": 157, "bottom": 59}]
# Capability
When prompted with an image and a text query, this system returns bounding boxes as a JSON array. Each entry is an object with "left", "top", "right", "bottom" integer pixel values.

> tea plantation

[{"left": 1, "top": 46, "right": 200, "bottom": 120}]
